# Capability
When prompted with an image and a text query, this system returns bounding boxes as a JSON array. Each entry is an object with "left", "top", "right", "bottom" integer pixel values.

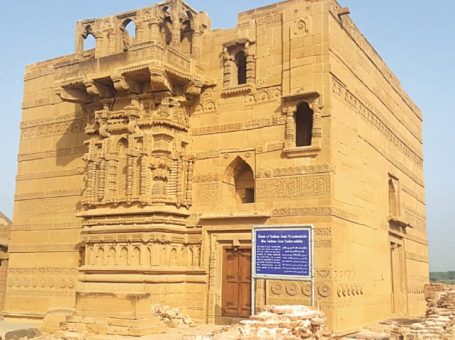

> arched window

[
  {"left": 224, "top": 157, "right": 255, "bottom": 204},
  {"left": 82, "top": 26, "right": 96, "bottom": 51},
  {"left": 388, "top": 178, "right": 399, "bottom": 216},
  {"left": 122, "top": 19, "right": 136, "bottom": 51},
  {"left": 234, "top": 51, "right": 247, "bottom": 85},
  {"left": 161, "top": 18, "right": 173, "bottom": 46},
  {"left": 295, "top": 102, "right": 314, "bottom": 147},
  {"left": 180, "top": 20, "right": 193, "bottom": 55}
]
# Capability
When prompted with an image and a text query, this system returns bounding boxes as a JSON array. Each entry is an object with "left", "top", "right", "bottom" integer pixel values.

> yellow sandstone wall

[
  {"left": 327, "top": 0, "right": 428, "bottom": 330},
  {"left": 6, "top": 60, "right": 84, "bottom": 318}
]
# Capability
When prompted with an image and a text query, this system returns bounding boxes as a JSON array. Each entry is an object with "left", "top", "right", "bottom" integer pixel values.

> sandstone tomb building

[{"left": 6, "top": 0, "right": 428, "bottom": 332}]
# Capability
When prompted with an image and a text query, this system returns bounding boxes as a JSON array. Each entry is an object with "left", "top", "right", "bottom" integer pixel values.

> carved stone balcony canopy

[{"left": 55, "top": 43, "right": 206, "bottom": 103}]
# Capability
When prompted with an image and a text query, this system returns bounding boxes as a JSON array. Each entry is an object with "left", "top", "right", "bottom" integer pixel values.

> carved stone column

[
  {"left": 126, "top": 154, "right": 134, "bottom": 203},
  {"left": 222, "top": 48, "right": 232, "bottom": 88},
  {"left": 246, "top": 43, "right": 256, "bottom": 85},
  {"left": 135, "top": 22, "right": 145, "bottom": 44},
  {"left": 98, "top": 158, "right": 106, "bottom": 201},
  {"left": 83, "top": 138, "right": 98, "bottom": 205},
  {"left": 140, "top": 153, "right": 149, "bottom": 203},
  {"left": 168, "top": 159, "right": 178, "bottom": 197},
  {"left": 176, "top": 155, "right": 183, "bottom": 205},
  {"left": 106, "top": 154, "right": 119, "bottom": 203},
  {"left": 95, "top": 35, "right": 104, "bottom": 59},
  {"left": 284, "top": 107, "right": 297, "bottom": 148},
  {"left": 107, "top": 30, "right": 116, "bottom": 55},
  {"left": 149, "top": 18, "right": 161, "bottom": 44},
  {"left": 192, "top": 31, "right": 202, "bottom": 58},
  {"left": 312, "top": 109, "right": 322, "bottom": 139},
  {"left": 84, "top": 160, "right": 97, "bottom": 205},
  {"left": 185, "top": 159, "right": 194, "bottom": 204}
]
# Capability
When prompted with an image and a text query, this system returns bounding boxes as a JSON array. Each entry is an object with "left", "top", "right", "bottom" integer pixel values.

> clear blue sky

[{"left": 0, "top": 1, "right": 453, "bottom": 271}]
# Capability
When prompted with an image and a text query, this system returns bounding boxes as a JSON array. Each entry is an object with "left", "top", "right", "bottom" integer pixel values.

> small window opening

[
  {"left": 82, "top": 26, "right": 96, "bottom": 51},
  {"left": 388, "top": 178, "right": 399, "bottom": 216},
  {"left": 122, "top": 20, "right": 136, "bottom": 51},
  {"left": 235, "top": 51, "right": 247, "bottom": 85},
  {"left": 181, "top": 20, "right": 193, "bottom": 55},
  {"left": 161, "top": 18, "right": 173, "bottom": 45},
  {"left": 234, "top": 162, "right": 255, "bottom": 203},
  {"left": 295, "top": 102, "right": 314, "bottom": 147}
]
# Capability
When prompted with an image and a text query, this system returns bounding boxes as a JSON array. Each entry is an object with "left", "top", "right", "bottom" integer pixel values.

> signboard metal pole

[{"left": 311, "top": 226, "right": 315, "bottom": 307}]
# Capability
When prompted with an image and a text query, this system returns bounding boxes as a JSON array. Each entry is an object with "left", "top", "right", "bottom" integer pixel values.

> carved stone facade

[{"left": 6, "top": 0, "right": 428, "bottom": 334}]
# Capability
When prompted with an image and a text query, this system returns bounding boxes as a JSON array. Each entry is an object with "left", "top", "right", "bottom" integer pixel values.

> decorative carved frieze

[
  {"left": 18, "top": 146, "right": 86, "bottom": 162},
  {"left": 9, "top": 244, "right": 77, "bottom": 253},
  {"left": 256, "top": 174, "right": 330, "bottom": 201},
  {"left": 331, "top": 76, "right": 423, "bottom": 167},
  {"left": 11, "top": 223, "right": 79, "bottom": 231},
  {"left": 272, "top": 206, "right": 359, "bottom": 222},
  {"left": 257, "top": 164, "right": 331, "bottom": 178},
  {"left": 16, "top": 167, "right": 84, "bottom": 181},
  {"left": 15, "top": 189, "right": 82, "bottom": 201},
  {"left": 192, "top": 115, "right": 285, "bottom": 136},
  {"left": 244, "top": 86, "right": 281, "bottom": 105},
  {"left": 6, "top": 268, "right": 78, "bottom": 297}
]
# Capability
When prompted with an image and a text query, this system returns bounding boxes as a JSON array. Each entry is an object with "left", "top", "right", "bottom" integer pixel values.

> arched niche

[
  {"left": 78, "top": 25, "right": 97, "bottom": 53},
  {"left": 223, "top": 156, "right": 255, "bottom": 205},
  {"left": 121, "top": 19, "right": 137, "bottom": 51}
]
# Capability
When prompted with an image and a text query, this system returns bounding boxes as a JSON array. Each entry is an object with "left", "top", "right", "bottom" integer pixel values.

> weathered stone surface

[
  {"left": 4, "top": 0, "right": 427, "bottom": 335},
  {"left": 208, "top": 305, "right": 331, "bottom": 339},
  {"left": 4, "top": 327, "right": 40, "bottom": 340}
]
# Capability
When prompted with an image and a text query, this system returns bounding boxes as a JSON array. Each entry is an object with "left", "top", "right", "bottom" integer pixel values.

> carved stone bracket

[
  {"left": 112, "top": 75, "right": 141, "bottom": 94},
  {"left": 83, "top": 79, "right": 114, "bottom": 98},
  {"left": 56, "top": 80, "right": 92, "bottom": 104}
]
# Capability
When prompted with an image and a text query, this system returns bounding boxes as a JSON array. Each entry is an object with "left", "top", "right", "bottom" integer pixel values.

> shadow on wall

[{"left": 55, "top": 104, "right": 88, "bottom": 167}]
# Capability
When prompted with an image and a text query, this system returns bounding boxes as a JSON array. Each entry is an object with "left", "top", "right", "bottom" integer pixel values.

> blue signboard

[{"left": 252, "top": 227, "right": 312, "bottom": 280}]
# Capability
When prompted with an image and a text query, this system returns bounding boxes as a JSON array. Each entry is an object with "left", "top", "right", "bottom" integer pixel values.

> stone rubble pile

[
  {"left": 389, "top": 283, "right": 455, "bottom": 340},
  {"left": 151, "top": 304, "right": 196, "bottom": 328},
  {"left": 205, "top": 305, "right": 332, "bottom": 339}
]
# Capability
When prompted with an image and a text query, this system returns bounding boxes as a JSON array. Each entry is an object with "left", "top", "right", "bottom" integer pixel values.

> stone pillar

[
  {"left": 98, "top": 158, "right": 106, "bottom": 201},
  {"left": 246, "top": 43, "right": 256, "bottom": 85},
  {"left": 106, "top": 154, "right": 119, "bottom": 202},
  {"left": 168, "top": 159, "right": 178, "bottom": 198},
  {"left": 95, "top": 35, "right": 104, "bottom": 58},
  {"left": 136, "top": 22, "right": 145, "bottom": 44},
  {"left": 222, "top": 48, "right": 232, "bottom": 88},
  {"left": 140, "top": 153, "right": 149, "bottom": 203},
  {"left": 149, "top": 18, "right": 161, "bottom": 44},
  {"left": 86, "top": 160, "right": 97, "bottom": 203},
  {"left": 185, "top": 159, "right": 194, "bottom": 204},
  {"left": 176, "top": 156, "right": 183, "bottom": 204},
  {"left": 284, "top": 107, "right": 297, "bottom": 148},
  {"left": 107, "top": 30, "right": 116, "bottom": 55},
  {"left": 126, "top": 154, "right": 134, "bottom": 203},
  {"left": 312, "top": 110, "right": 322, "bottom": 139},
  {"left": 192, "top": 31, "right": 202, "bottom": 58}
]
